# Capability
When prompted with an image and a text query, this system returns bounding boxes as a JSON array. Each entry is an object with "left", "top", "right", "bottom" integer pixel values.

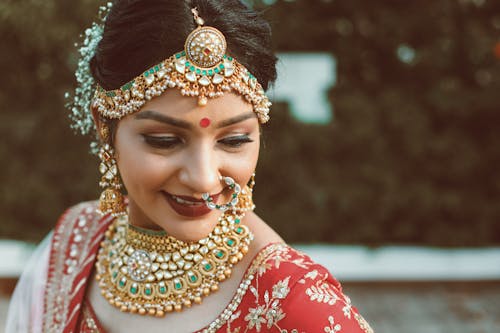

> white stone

[
  {"left": 224, "top": 66, "right": 234, "bottom": 77},
  {"left": 157, "top": 69, "right": 166, "bottom": 79},
  {"left": 186, "top": 71, "right": 197, "bottom": 83},
  {"left": 212, "top": 73, "right": 224, "bottom": 84},
  {"left": 145, "top": 75, "right": 155, "bottom": 86},
  {"left": 199, "top": 75, "right": 211, "bottom": 86},
  {"left": 175, "top": 61, "right": 185, "bottom": 74}
]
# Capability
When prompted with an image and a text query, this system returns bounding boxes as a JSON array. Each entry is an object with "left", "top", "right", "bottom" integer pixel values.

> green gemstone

[
  {"left": 154, "top": 65, "right": 160, "bottom": 72},
  {"left": 215, "top": 251, "right": 224, "bottom": 258},
  {"left": 190, "top": 66, "right": 195, "bottom": 72},
  {"left": 228, "top": 56, "right": 233, "bottom": 61},
  {"left": 189, "top": 275, "right": 197, "bottom": 283},
  {"left": 232, "top": 193, "right": 238, "bottom": 198},
  {"left": 223, "top": 55, "right": 227, "bottom": 59},
  {"left": 196, "top": 68, "right": 201, "bottom": 74},
  {"left": 186, "top": 61, "right": 190, "bottom": 67},
  {"left": 181, "top": 51, "right": 186, "bottom": 56},
  {"left": 235, "top": 219, "right": 241, "bottom": 224},
  {"left": 112, "top": 271, "right": 118, "bottom": 279},
  {"left": 159, "top": 286, "right": 167, "bottom": 294},
  {"left": 130, "top": 286, "right": 138, "bottom": 294},
  {"left": 144, "top": 71, "right": 149, "bottom": 77},
  {"left": 202, "top": 70, "right": 207, "bottom": 76},
  {"left": 219, "top": 64, "right": 225, "bottom": 69},
  {"left": 214, "top": 68, "right": 220, "bottom": 73},
  {"left": 174, "top": 282, "right": 182, "bottom": 290},
  {"left": 227, "top": 239, "right": 235, "bottom": 246},
  {"left": 145, "top": 288, "right": 152, "bottom": 296},
  {"left": 204, "top": 263, "right": 212, "bottom": 271},
  {"left": 119, "top": 279, "right": 126, "bottom": 287},
  {"left": 236, "top": 227, "right": 243, "bottom": 234},
  {"left": 121, "top": 81, "right": 133, "bottom": 91},
  {"left": 106, "top": 91, "right": 116, "bottom": 97},
  {"left": 176, "top": 53, "right": 182, "bottom": 59},
  {"left": 208, "top": 69, "right": 213, "bottom": 76}
]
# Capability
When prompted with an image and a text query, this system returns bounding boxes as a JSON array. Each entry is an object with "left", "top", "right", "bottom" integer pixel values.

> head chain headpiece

[{"left": 91, "top": 8, "right": 271, "bottom": 126}]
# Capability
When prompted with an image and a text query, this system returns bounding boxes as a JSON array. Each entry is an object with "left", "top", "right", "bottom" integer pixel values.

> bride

[{"left": 6, "top": 1, "right": 373, "bottom": 332}]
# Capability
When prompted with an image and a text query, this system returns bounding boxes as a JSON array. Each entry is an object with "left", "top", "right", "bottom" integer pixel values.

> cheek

[
  {"left": 115, "top": 131, "right": 172, "bottom": 193},
  {"left": 225, "top": 141, "right": 260, "bottom": 184}
]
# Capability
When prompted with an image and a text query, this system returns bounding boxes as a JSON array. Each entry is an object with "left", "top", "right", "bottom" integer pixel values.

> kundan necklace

[{"left": 95, "top": 210, "right": 253, "bottom": 317}]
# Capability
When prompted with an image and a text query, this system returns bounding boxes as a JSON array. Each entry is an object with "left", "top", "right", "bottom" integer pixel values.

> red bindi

[{"left": 200, "top": 117, "right": 211, "bottom": 128}]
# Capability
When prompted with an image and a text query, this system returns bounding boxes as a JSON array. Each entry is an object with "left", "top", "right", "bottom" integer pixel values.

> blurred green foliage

[{"left": 1, "top": 0, "right": 499, "bottom": 245}]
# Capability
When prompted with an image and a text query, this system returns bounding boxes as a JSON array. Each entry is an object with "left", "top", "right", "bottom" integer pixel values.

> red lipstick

[{"left": 163, "top": 191, "right": 220, "bottom": 218}]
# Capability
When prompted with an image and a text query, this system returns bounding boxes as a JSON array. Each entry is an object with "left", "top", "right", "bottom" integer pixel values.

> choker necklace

[{"left": 95, "top": 211, "right": 253, "bottom": 317}]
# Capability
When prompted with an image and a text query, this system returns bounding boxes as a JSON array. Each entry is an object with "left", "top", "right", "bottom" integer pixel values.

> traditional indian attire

[{"left": 6, "top": 201, "right": 373, "bottom": 333}]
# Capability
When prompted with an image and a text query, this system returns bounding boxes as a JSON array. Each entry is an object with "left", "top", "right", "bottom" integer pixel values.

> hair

[
  {"left": 91, "top": 0, "right": 278, "bottom": 89},
  {"left": 90, "top": 0, "right": 277, "bottom": 144}
]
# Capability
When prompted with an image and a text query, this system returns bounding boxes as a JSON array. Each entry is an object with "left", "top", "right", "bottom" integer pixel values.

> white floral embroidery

[
  {"left": 342, "top": 295, "right": 353, "bottom": 319},
  {"left": 272, "top": 277, "right": 290, "bottom": 299},
  {"left": 306, "top": 281, "right": 339, "bottom": 306},
  {"left": 298, "top": 269, "right": 319, "bottom": 284},
  {"left": 324, "top": 315, "right": 342, "bottom": 333},
  {"left": 244, "top": 305, "right": 267, "bottom": 332},
  {"left": 244, "top": 276, "right": 291, "bottom": 331}
]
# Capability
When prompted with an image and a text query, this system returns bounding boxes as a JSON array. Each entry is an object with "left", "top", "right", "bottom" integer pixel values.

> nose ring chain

[{"left": 201, "top": 176, "right": 241, "bottom": 211}]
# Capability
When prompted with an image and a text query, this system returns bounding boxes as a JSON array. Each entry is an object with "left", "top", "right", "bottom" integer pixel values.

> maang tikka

[{"left": 97, "top": 124, "right": 126, "bottom": 217}]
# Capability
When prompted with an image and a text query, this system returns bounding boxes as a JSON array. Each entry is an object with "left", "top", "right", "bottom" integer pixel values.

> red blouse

[{"left": 78, "top": 243, "right": 373, "bottom": 333}]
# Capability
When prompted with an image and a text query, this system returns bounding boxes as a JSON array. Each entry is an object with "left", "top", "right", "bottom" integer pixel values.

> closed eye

[
  {"left": 142, "top": 135, "right": 182, "bottom": 149},
  {"left": 218, "top": 135, "right": 253, "bottom": 148}
]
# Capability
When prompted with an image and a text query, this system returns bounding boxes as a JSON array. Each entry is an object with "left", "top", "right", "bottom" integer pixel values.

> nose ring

[{"left": 201, "top": 176, "right": 241, "bottom": 211}]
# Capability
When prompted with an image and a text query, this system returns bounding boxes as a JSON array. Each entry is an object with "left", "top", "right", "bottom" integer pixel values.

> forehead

[{"left": 135, "top": 89, "right": 253, "bottom": 123}]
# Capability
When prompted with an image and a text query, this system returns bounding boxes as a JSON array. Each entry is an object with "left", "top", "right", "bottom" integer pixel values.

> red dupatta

[{"left": 43, "top": 201, "right": 112, "bottom": 333}]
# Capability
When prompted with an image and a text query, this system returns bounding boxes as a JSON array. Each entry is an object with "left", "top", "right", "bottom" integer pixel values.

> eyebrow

[
  {"left": 215, "top": 112, "right": 255, "bottom": 129},
  {"left": 135, "top": 110, "right": 256, "bottom": 129},
  {"left": 135, "top": 111, "right": 192, "bottom": 129}
]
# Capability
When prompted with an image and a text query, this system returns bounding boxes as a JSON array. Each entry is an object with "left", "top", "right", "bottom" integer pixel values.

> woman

[{"left": 6, "top": 1, "right": 373, "bottom": 332}]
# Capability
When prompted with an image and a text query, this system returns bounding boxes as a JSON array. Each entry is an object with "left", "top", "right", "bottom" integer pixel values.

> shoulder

[
  {"left": 238, "top": 244, "right": 374, "bottom": 333},
  {"left": 55, "top": 200, "right": 101, "bottom": 230}
]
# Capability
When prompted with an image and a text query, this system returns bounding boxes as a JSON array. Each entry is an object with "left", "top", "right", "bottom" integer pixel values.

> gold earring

[
  {"left": 234, "top": 173, "right": 256, "bottom": 212},
  {"left": 97, "top": 125, "right": 126, "bottom": 217}
]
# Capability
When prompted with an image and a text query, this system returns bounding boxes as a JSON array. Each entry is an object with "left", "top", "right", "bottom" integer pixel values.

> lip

[{"left": 162, "top": 191, "right": 221, "bottom": 218}]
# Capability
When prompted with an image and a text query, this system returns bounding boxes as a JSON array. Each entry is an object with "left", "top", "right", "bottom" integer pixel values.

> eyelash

[{"left": 142, "top": 135, "right": 253, "bottom": 149}]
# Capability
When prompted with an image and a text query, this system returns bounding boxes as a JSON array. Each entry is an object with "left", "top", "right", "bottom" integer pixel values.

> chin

[{"left": 161, "top": 214, "right": 221, "bottom": 242}]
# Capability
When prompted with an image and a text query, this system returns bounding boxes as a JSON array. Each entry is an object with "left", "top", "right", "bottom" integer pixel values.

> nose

[{"left": 178, "top": 142, "right": 221, "bottom": 198}]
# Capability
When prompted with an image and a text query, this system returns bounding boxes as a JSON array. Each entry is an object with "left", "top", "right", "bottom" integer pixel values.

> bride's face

[{"left": 113, "top": 89, "right": 260, "bottom": 241}]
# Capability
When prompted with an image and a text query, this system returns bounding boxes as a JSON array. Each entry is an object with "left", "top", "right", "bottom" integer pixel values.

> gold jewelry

[
  {"left": 92, "top": 8, "right": 271, "bottom": 124},
  {"left": 235, "top": 173, "right": 256, "bottom": 212},
  {"left": 95, "top": 210, "right": 253, "bottom": 317},
  {"left": 97, "top": 127, "right": 126, "bottom": 217}
]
